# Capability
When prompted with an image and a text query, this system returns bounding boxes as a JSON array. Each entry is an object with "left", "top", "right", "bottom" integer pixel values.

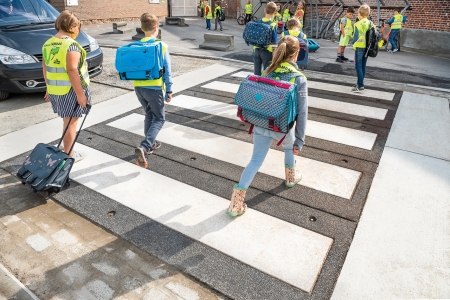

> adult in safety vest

[
  {"left": 42, "top": 10, "right": 90, "bottom": 160},
  {"left": 244, "top": 0, "right": 253, "bottom": 24},
  {"left": 386, "top": 9, "right": 406, "bottom": 52},
  {"left": 204, "top": 0, "right": 213, "bottom": 30}
]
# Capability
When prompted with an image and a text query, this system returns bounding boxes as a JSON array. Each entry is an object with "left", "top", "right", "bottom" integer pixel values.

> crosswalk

[{"left": 1, "top": 65, "right": 401, "bottom": 299}]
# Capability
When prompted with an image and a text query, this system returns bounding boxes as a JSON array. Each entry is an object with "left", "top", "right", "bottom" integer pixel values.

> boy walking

[
  {"left": 336, "top": 7, "right": 355, "bottom": 62},
  {"left": 350, "top": 4, "right": 375, "bottom": 93},
  {"left": 386, "top": 9, "right": 406, "bottom": 52},
  {"left": 214, "top": 1, "right": 223, "bottom": 31},
  {"left": 134, "top": 13, "right": 173, "bottom": 168},
  {"left": 253, "top": 2, "right": 278, "bottom": 75}
]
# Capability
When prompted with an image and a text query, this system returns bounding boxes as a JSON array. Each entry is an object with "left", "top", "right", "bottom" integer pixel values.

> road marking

[
  {"left": 169, "top": 95, "right": 378, "bottom": 150},
  {"left": 229, "top": 72, "right": 396, "bottom": 101},
  {"left": 0, "top": 263, "right": 40, "bottom": 300},
  {"left": 71, "top": 144, "right": 333, "bottom": 293},
  {"left": 108, "top": 113, "right": 361, "bottom": 199}
]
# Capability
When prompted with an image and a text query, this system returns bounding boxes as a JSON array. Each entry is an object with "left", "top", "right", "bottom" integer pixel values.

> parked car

[{"left": 0, "top": 0, "right": 103, "bottom": 100}]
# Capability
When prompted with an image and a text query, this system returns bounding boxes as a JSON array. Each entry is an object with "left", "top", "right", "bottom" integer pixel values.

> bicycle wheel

[{"left": 237, "top": 16, "right": 245, "bottom": 25}]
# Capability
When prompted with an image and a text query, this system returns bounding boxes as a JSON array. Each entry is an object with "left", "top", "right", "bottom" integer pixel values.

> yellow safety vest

[
  {"left": 205, "top": 5, "right": 212, "bottom": 19},
  {"left": 275, "top": 12, "right": 282, "bottom": 21},
  {"left": 282, "top": 8, "right": 290, "bottom": 22},
  {"left": 214, "top": 5, "right": 221, "bottom": 18},
  {"left": 391, "top": 14, "right": 403, "bottom": 29},
  {"left": 200, "top": 2, "right": 204, "bottom": 8},
  {"left": 343, "top": 17, "right": 353, "bottom": 36},
  {"left": 42, "top": 36, "right": 89, "bottom": 96},
  {"left": 294, "top": 8, "right": 304, "bottom": 27},
  {"left": 133, "top": 37, "right": 167, "bottom": 88},
  {"left": 282, "top": 29, "right": 307, "bottom": 39},
  {"left": 353, "top": 18, "right": 372, "bottom": 50},
  {"left": 253, "top": 18, "right": 277, "bottom": 52},
  {"left": 269, "top": 61, "right": 306, "bottom": 81},
  {"left": 245, "top": 4, "right": 252, "bottom": 14}
]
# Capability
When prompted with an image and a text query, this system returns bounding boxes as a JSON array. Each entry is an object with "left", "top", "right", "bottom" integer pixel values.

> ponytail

[{"left": 265, "top": 36, "right": 300, "bottom": 75}]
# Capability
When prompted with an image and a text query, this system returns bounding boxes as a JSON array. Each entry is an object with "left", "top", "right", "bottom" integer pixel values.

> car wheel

[{"left": 0, "top": 90, "right": 9, "bottom": 101}]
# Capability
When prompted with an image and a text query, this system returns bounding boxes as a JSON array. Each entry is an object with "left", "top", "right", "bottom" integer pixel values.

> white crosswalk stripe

[{"left": 71, "top": 144, "right": 333, "bottom": 294}]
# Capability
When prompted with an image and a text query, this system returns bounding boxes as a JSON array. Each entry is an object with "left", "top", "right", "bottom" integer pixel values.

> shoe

[
  {"left": 392, "top": 49, "right": 398, "bottom": 53},
  {"left": 387, "top": 50, "right": 393, "bottom": 53},
  {"left": 285, "top": 165, "right": 302, "bottom": 187},
  {"left": 359, "top": 87, "right": 365, "bottom": 91},
  {"left": 135, "top": 146, "right": 148, "bottom": 168},
  {"left": 214, "top": 29, "right": 217, "bottom": 30},
  {"left": 336, "top": 57, "right": 344, "bottom": 63},
  {"left": 351, "top": 85, "right": 360, "bottom": 93},
  {"left": 226, "top": 184, "right": 247, "bottom": 217},
  {"left": 220, "top": 29, "right": 223, "bottom": 31},
  {"left": 149, "top": 141, "right": 161, "bottom": 153},
  {"left": 341, "top": 56, "right": 349, "bottom": 61},
  {"left": 72, "top": 150, "right": 85, "bottom": 163}
]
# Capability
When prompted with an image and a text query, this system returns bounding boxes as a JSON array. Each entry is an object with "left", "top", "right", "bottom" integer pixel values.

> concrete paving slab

[
  {"left": 332, "top": 147, "right": 450, "bottom": 299},
  {"left": 108, "top": 113, "right": 361, "bottom": 199},
  {"left": 70, "top": 144, "right": 333, "bottom": 293},
  {"left": 386, "top": 92, "right": 450, "bottom": 161}
]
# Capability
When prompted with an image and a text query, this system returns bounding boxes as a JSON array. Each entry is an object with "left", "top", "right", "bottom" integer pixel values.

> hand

[
  {"left": 165, "top": 92, "right": 172, "bottom": 103},
  {"left": 44, "top": 91, "right": 50, "bottom": 102},
  {"left": 292, "top": 145, "right": 301, "bottom": 155},
  {"left": 77, "top": 94, "right": 88, "bottom": 107}
]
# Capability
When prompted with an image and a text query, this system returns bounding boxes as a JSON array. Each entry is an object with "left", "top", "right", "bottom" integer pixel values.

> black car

[{"left": 0, "top": 0, "right": 103, "bottom": 100}]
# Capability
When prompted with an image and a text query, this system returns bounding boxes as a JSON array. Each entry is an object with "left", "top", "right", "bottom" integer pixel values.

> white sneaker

[
  {"left": 72, "top": 150, "right": 85, "bottom": 163},
  {"left": 392, "top": 49, "right": 399, "bottom": 53}
]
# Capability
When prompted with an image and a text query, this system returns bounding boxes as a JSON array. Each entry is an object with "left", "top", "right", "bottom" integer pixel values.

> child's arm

[
  {"left": 271, "top": 23, "right": 278, "bottom": 44},
  {"left": 386, "top": 16, "right": 394, "bottom": 25},
  {"left": 340, "top": 21, "right": 345, "bottom": 36},
  {"left": 294, "top": 77, "right": 308, "bottom": 152},
  {"left": 163, "top": 49, "right": 173, "bottom": 101}
]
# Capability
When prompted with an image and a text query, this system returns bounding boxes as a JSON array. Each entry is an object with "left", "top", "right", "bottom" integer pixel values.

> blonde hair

[
  {"left": 55, "top": 10, "right": 80, "bottom": 34},
  {"left": 265, "top": 36, "right": 299, "bottom": 75},
  {"left": 265, "top": 2, "right": 277, "bottom": 15},
  {"left": 140, "top": 13, "right": 158, "bottom": 32},
  {"left": 358, "top": 4, "right": 370, "bottom": 17},
  {"left": 286, "top": 18, "right": 300, "bottom": 30}
]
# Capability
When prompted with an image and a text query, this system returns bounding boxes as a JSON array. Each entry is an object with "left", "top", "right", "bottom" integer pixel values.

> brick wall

[
  {"left": 48, "top": 0, "right": 168, "bottom": 23},
  {"left": 303, "top": 0, "right": 450, "bottom": 32}
]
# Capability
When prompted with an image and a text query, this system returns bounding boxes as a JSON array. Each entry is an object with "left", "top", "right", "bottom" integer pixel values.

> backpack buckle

[{"left": 145, "top": 71, "right": 151, "bottom": 78}]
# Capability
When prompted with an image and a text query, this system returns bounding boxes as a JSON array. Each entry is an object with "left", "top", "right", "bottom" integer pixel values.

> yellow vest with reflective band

[
  {"left": 343, "top": 17, "right": 353, "bottom": 36},
  {"left": 253, "top": 18, "right": 277, "bottom": 52},
  {"left": 353, "top": 18, "right": 372, "bottom": 50},
  {"left": 269, "top": 61, "right": 306, "bottom": 82},
  {"left": 214, "top": 5, "right": 221, "bottom": 18},
  {"left": 42, "top": 36, "right": 89, "bottom": 96},
  {"left": 294, "top": 9, "right": 304, "bottom": 28},
  {"left": 275, "top": 12, "right": 282, "bottom": 21},
  {"left": 245, "top": 4, "right": 252, "bottom": 14},
  {"left": 205, "top": 5, "right": 212, "bottom": 19},
  {"left": 200, "top": 2, "right": 204, "bottom": 8},
  {"left": 282, "top": 29, "right": 307, "bottom": 39},
  {"left": 133, "top": 37, "right": 167, "bottom": 88},
  {"left": 391, "top": 14, "right": 403, "bottom": 29},
  {"left": 282, "top": 8, "right": 290, "bottom": 22}
]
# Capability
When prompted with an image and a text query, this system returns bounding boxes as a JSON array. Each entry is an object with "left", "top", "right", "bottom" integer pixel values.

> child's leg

[
  {"left": 253, "top": 48, "right": 263, "bottom": 75},
  {"left": 62, "top": 117, "right": 79, "bottom": 156},
  {"left": 214, "top": 17, "right": 218, "bottom": 29},
  {"left": 238, "top": 129, "right": 273, "bottom": 189},
  {"left": 261, "top": 49, "right": 273, "bottom": 72},
  {"left": 354, "top": 48, "right": 364, "bottom": 87},
  {"left": 389, "top": 29, "right": 399, "bottom": 50},
  {"left": 135, "top": 87, "right": 153, "bottom": 136},
  {"left": 361, "top": 55, "right": 368, "bottom": 87},
  {"left": 280, "top": 129, "right": 296, "bottom": 167},
  {"left": 218, "top": 18, "right": 222, "bottom": 30},
  {"left": 138, "top": 89, "right": 165, "bottom": 152}
]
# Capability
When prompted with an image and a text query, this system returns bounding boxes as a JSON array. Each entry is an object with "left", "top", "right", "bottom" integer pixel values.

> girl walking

[
  {"left": 42, "top": 10, "right": 91, "bottom": 162},
  {"left": 227, "top": 36, "right": 308, "bottom": 217}
]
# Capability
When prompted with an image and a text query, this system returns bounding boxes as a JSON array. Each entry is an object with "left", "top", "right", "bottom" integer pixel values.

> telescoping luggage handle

[
  {"left": 57, "top": 103, "right": 92, "bottom": 155},
  {"left": 248, "top": 75, "right": 292, "bottom": 89}
]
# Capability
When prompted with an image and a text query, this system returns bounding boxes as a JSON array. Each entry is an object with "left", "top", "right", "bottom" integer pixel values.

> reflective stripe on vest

[
  {"left": 344, "top": 18, "right": 353, "bottom": 36},
  {"left": 245, "top": 4, "right": 252, "bottom": 14},
  {"left": 133, "top": 38, "right": 167, "bottom": 88},
  {"left": 352, "top": 18, "right": 371, "bottom": 49},
  {"left": 205, "top": 5, "right": 212, "bottom": 19},
  {"left": 42, "top": 36, "right": 90, "bottom": 96},
  {"left": 295, "top": 9, "right": 304, "bottom": 27},
  {"left": 272, "top": 62, "right": 306, "bottom": 82},
  {"left": 391, "top": 14, "right": 403, "bottom": 29},
  {"left": 282, "top": 9, "right": 290, "bottom": 22}
]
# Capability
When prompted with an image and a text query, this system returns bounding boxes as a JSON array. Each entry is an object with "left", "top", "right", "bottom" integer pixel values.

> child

[
  {"left": 282, "top": 4, "right": 291, "bottom": 24},
  {"left": 350, "top": 4, "right": 374, "bottom": 92},
  {"left": 204, "top": 0, "right": 212, "bottom": 30},
  {"left": 275, "top": 3, "right": 282, "bottom": 22},
  {"left": 253, "top": 1, "right": 278, "bottom": 76},
  {"left": 214, "top": 1, "right": 223, "bottom": 31},
  {"left": 336, "top": 6, "right": 355, "bottom": 63},
  {"left": 227, "top": 36, "right": 308, "bottom": 217},
  {"left": 386, "top": 9, "right": 406, "bottom": 52},
  {"left": 134, "top": 13, "right": 173, "bottom": 168},
  {"left": 42, "top": 10, "right": 90, "bottom": 162},
  {"left": 244, "top": 0, "right": 252, "bottom": 24},
  {"left": 282, "top": 18, "right": 307, "bottom": 40},
  {"left": 294, "top": 1, "right": 305, "bottom": 29}
]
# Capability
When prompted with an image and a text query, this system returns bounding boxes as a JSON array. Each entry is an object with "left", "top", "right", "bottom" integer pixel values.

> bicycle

[{"left": 237, "top": 11, "right": 257, "bottom": 25}]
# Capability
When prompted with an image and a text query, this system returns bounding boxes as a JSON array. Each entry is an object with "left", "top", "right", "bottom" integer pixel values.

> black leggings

[{"left": 245, "top": 13, "right": 252, "bottom": 24}]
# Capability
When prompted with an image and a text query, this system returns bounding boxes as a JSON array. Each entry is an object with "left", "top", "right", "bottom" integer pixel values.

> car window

[{"left": 0, "top": 0, "right": 58, "bottom": 26}]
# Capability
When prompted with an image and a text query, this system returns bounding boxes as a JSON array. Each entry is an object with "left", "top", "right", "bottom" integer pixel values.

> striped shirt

[{"left": 49, "top": 38, "right": 91, "bottom": 118}]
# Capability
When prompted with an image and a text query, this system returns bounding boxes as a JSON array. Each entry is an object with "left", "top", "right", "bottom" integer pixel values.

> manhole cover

[{"left": 180, "top": 38, "right": 196, "bottom": 41}]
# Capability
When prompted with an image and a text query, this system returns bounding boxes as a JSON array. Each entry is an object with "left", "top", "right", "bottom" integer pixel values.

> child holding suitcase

[
  {"left": 134, "top": 13, "right": 173, "bottom": 168},
  {"left": 227, "top": 36, "right": 308, "bottom": 217}
]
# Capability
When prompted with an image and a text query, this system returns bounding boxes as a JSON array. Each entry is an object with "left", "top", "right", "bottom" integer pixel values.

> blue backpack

[
  {"left": 234, "top": 72, "right": 302, "bottom": 141},
  {"left": 115, "top": 39, "right": 164, "bottom": 80},
  {"left": 243, "top": 19, "right": 274, "bottom": 48}
]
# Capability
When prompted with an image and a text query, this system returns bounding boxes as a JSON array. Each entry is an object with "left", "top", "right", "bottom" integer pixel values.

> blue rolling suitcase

[
  {"left": 307, "top": 38, "right": 320, "bottom": 52},
  {"left": 297, "top": 38, "right": 309, "bottom": 70}
]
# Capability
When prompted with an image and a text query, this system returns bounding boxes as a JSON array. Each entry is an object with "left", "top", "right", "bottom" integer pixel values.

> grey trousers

[{"left": 214, "top": 17, "right": 222, "bottom": 30}]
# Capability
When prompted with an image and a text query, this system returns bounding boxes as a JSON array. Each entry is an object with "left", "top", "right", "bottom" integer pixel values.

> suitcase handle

[{"left": 248, "top": 75, "right": 291, "bottom": 89}]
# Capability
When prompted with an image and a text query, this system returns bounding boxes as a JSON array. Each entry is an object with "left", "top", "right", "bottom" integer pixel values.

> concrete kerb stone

[
  {"left": 165, "top": 17, "right": 189, "bottom": 27},
  {"left": 199, "top": 33, "right": 234, "bottom": 51},
  {"left": 113, "top": 21, "right": 132, "bottom": 34}
]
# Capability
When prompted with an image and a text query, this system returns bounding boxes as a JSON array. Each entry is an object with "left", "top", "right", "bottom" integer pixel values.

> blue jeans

[
  {"left": 354, "top": 48, "right": 368, "bottom": 88},
  {"left": 238, "top": 127, "right": 296, "bottom": 189},
  {"left": 135, "top": 87, "right": 165, "bottom": 152},
  {"left": 253, "top": 48, "right": 273, "bottom": 76},
  {"left": 206, "top": 19, "right": 211, "bottom": 29},
  {"left": 389, "top": 29, "right": 400, "bottom": 50}
]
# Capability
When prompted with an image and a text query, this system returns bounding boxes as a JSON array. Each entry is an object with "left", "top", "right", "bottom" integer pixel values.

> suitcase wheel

[{"left": 64, "top": 179, "right": 71, "bottom": 187}]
